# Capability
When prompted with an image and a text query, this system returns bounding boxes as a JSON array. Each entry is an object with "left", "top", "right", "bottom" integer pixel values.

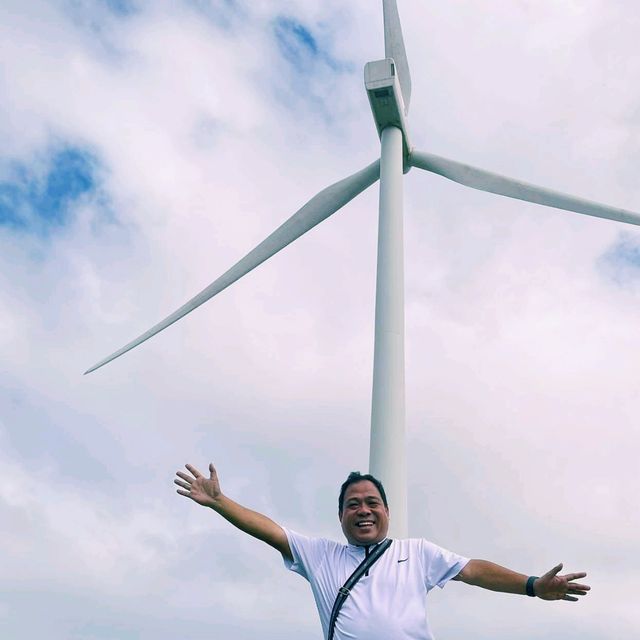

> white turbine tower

[{"left": 86, "top": 1, "right": 640, "bottom": 539}]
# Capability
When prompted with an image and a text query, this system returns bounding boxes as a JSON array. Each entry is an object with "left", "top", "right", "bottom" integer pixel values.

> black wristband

[{"left": 526, "top": 576, "right": 538, "bottom": 597}]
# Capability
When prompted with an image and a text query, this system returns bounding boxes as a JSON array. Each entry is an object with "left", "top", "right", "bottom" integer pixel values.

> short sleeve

[
  {"left": 281, "top": 528, "right": 334, "bottom": 581},
  {"left": 420, "top": 539, "right": 470, "bottom": 591}
]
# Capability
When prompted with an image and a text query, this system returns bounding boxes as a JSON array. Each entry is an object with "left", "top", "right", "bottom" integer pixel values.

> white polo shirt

[{"left": 283, "top": 528, "right": 469, "bottom": 640}]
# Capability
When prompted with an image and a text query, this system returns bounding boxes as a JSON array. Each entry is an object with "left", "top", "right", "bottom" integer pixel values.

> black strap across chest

[{"left": 327, "top": 538, "right": 393, "bottom": 640}]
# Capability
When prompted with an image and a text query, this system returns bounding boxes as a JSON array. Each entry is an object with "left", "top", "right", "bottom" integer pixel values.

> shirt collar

[{"left": 346, "top": 537, "right": 389, "bottom": 552}]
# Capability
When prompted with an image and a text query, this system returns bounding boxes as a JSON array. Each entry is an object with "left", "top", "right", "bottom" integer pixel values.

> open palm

[
  {"left": 175, "top": 463, "right": 222, "bottom": 508},
  {"left": 535, "top": 563, "right": 590, "bottom": 602}
]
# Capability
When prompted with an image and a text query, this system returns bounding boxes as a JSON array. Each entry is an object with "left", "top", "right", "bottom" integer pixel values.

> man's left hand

[{"left": 534, "top": 563, "right": 590, "bottom": 602}]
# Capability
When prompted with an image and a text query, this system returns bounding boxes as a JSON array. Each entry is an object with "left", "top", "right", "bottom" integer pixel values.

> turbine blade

[
  {"left": 383, "top": 0, "right": 411, "bottom": 113},
  {"left": 85, "top": 160, "right": 380, "bottom": 374},
  {"left": 410, "top": 150, "right": 640, "bottom": 226}
]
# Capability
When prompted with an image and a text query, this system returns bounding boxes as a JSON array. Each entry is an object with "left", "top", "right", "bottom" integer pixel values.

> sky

[{"left": 1, "top": 0, "right": 639, "bottom": 638}]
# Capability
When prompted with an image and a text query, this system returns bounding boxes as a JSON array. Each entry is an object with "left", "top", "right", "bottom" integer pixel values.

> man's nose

[{"left": 356, "top": 504, "right": 371, "bottom": 515}]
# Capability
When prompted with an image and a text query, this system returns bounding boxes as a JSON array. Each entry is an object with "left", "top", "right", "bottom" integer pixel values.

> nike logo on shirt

[{"left": 398, "top": 558, "right": 408, "bottom": 563}]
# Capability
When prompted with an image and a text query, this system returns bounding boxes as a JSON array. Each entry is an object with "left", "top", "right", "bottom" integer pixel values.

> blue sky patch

[
  {"left": 275, "top": 16, "right": 318, "bottom": 64},
  {"left": 101, "top": 0, "right": 137, "bottom": 16},
  {"left": 269, "top": 14, "right": 354, "bottom": 125},
  {"left": 273, "top": 15, "right": 347, "bottom": 74},
  {"left": 0, "top": 147, "right": 100, "bottom": 232},
  {"left": 599, "top": 235, "right": 640, "bottom": 285}
]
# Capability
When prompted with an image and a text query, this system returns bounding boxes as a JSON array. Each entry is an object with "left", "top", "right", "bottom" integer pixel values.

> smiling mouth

[{"left": 356, "top": 521, "right": 375, "bottom": 529}]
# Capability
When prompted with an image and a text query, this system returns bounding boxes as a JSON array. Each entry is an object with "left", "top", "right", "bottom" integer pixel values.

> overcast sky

[{"left": 1, "top": 1, "right": 639, "bottom": 638}]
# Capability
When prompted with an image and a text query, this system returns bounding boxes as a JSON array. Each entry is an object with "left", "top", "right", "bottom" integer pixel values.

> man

[{"left": 175, "top": 463, "right": 590, "bottom": 640}]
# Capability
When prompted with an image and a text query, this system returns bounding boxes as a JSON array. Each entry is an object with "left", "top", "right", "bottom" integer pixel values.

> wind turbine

[{"left": 86, "top": 1, "right": 640, "bottom": 538}]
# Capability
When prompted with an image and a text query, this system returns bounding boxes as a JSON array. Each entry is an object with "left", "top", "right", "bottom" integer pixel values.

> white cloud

[{"left": 1, "top": 1, "right": 639, "bottom": 638}]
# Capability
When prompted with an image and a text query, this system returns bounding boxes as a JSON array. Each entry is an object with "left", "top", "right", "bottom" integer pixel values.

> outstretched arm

[
  {"left": 453, "top": 560, "right": 590, "bottom": 602},
  {"left": 175, "top": 463, "right": 292, "bottom": 562}
]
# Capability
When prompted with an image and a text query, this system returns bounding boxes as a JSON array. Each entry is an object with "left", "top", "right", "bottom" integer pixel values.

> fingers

[
  {"left": 544, "top": 562, "right": 563, "bottom": 578},
  {"left": 209, "top": 462, "right": 217, "bottom": 479},
  {"left": 562, "top": 579, "right": 590, "bottom": 601},
  {"left": 185, "top": 464, "right": 203, "bottom": 478},
  {"left": 176, "top": 464, "right": 204, "bottom": 484},
  {"left": 563, "top": 572, "right": 587, "bottom": 581},
  {"left": 566, "top": 584, "right": 590, "bottom": 593},
  {"left": 175, "top": 464, "right": 210, "bottom": 501}
]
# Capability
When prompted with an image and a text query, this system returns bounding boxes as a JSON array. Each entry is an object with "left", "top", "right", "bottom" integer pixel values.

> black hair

[{"left": 338, "top": 471, "right": 388, "bottom": 514}]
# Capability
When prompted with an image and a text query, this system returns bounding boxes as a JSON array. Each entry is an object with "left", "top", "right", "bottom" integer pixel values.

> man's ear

[{"left": 338, "top": 510, "right": 343, "bottom": 522}]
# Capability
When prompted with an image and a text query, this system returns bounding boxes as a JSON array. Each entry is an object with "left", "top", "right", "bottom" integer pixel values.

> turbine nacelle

[{"left": 364, "top": 58, "right": 412, "bottom": 168}]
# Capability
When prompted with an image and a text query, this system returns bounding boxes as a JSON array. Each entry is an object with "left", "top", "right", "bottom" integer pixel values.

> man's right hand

[
  {"left": 174, "top": 461, "right": 292, "bottom": 561},
  {"left": 175, "top": 463, "right": 222, "bottom": 508}
]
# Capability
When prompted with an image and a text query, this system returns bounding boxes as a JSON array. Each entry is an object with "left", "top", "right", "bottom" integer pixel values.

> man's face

[{"left": 339, "top": 480, "right": 390, "bottom": 545}]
